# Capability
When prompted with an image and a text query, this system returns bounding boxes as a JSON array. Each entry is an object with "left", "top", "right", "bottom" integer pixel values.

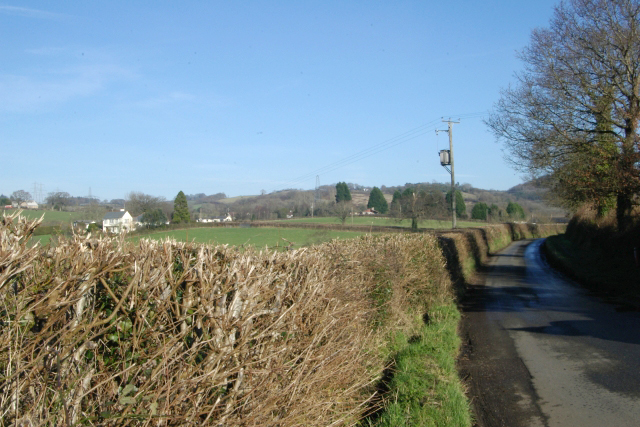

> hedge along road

[{"left": 459, "top": 239, "right": 640, "bottom": 427}]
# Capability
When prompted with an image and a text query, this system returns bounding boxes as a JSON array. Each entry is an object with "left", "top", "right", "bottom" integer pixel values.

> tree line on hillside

[{"left": 2, "top": 180, "right": 539, "bottom": 230}]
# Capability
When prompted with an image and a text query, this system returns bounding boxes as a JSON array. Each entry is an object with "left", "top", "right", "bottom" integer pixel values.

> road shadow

[{"left": 509, "top": 318, "right": 640, "bottom": 345}]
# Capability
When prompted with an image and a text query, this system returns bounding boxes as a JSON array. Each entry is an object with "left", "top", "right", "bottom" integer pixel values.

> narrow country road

[{"left": 459, "top": 239, "right": 640, "bottom": 427}]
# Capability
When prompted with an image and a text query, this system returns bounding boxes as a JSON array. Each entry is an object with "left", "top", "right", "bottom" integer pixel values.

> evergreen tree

[
  {"left": 471, "top": 202, "right": 489, "bottom": 220},
  {"left": 445, "top": 190, "right": 466, "bottom": 218},
  {"left": 367, "top": 187, "right": 388, "bottom": 214},
  {"left": 506, "top": 202, "right": 525, "bottom": 220},
  {"left": 335, "top": 182, "right": 352, "bottom": 203},
  {"left": 172, "top": 191, "right": 190, "bottom": 223}
]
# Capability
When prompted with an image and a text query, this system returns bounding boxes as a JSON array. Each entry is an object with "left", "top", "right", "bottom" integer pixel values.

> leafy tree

[
  {"left": 506, "top": 202, "right": 526, "bottom": 220},
  {"left": 486, "top": 0, "right": 640, "bottom": 228},
  {"left": 445, "top": 190, "right": 466, "bottom": 218},
  {"left": 141, "top": 208, "right": 168, "bottom": 227},
  {"left": 367, "top": 187, "right": 388, "bottom": 214},
  {"left": 10, "top": 190, "right": 32, "bottom": 205},
  {"left": 335, "top": 182, "right": 352, "bottom": 203},
  {"left": 471, "top": 202, "right": 489, "bottom": 220},
  {"left": 172, "top": 191, "right": 191, "bottom": 223},
  {"left": 0, "top": 195, "right": 10, "bottom": 206}
]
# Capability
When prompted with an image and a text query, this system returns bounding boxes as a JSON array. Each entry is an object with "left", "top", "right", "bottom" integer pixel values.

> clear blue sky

[{"left": 1, "top": 1, "right": 559, "bottom": 201}]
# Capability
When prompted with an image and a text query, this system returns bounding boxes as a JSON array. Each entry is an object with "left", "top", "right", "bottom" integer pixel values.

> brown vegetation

[
  {"left": 544, "top": 205, "right": 640, "bottom": 301},
  {"left": 0, "top": 212, "right": 453, "bottom": 426}
]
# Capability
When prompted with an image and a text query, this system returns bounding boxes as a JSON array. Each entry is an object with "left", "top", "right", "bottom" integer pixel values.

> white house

[
  {"left": 102, "top": 210, "right": 133, "bottom": 233},
  {"left": 197, "top": 213, "right": 233, "bottom": 223},
  {"left": 19, "top": 201, "right": 38, "bottom": 209},
  {"left": 73, "top": 220, "right": 96, "bottom": 230}
]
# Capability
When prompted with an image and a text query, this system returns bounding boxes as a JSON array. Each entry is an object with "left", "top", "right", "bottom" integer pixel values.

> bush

[
  {"left": 506, "top": 201, "right": 525, "bottom": 219},
  {"left": 471, "top": 202, "right": 489, "bottom": 220}
]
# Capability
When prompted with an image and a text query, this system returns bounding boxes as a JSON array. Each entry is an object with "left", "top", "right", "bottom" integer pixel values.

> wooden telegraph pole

[{"left": 437, "top": 119, "right": 459, "bottom": 229}]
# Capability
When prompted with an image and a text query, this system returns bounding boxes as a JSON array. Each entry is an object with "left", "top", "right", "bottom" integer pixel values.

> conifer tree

[
  {"left": 172, "top": 191, "right": 191, "bottom": 223},
  {"left": 367, "top": 187, "right": 388, "bottom": 214},
  {"left": 335, "top": 182, "right": 352, "bottom": 203}
]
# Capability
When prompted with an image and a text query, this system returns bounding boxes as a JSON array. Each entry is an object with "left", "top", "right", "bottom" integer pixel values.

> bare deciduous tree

[
  {"left": 125, "top": 192, "right": 166, "bottom": 216},
  {"left": 487, "top": 0, "right": 640, "bottom": 227},
  {"left": 334, "top": 201, "right": 352, "bottom": 225},
  {"left": 45, "top": 191, "right": 71, "bottom": 210},
  {"left": 391, "top": 188, "right": 446, "bottom": 230},
  {"left": 10, "top": 190, "right": 32, "bottom": 205}
]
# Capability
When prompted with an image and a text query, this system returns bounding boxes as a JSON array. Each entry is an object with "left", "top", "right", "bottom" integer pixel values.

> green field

[
  {"left": 1, "top": 208, "right": 84, "bottom": 224},
  {"left": 287, "top": 216, "right": 486, "bottom": 228},
  {"left": 132, "top": 227, "right": 368, "bottom": 250},
  {"left": 30, "top": 234, "right": 52, "bottom": 246}
]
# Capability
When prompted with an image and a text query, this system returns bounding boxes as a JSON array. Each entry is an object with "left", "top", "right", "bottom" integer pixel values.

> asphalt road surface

[{"left": 459, "top": 239, "right": 640, "bottom": 427}]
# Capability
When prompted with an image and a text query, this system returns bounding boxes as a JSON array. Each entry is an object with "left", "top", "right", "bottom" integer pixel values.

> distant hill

[{"left": 506, "top": 177, "right": 549, "bottom": 202}]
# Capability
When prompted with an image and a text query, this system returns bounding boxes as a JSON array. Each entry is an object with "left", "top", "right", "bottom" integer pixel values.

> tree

[
  {"left": 392, "top": 187, "right": 446, "bottom": 230},
  {"left": 445, "top": 190, "right": 466, "bottom": 219},
  {"left": 367, "top": 187, "right": 388, "bottom": 214},
  {"left": 488, "top": 204, "right": 502, "bottom": 221},
  {"left": 334, "top": 201, "right": 352, "bottom": 225},
  {"left": 389, "top": 190, "right": 402, "bottom": 215},
  {"left": 141, "top": 208, "right": 168, "bottom": 227},
  {"left": 87, "top": 223, "right": 101, "bottom": 234},
  {"left": 486, "top": 0, "right": 640, "bottom": 229},
  {"left": 172, "top": 191, "right": 190, "bottom": 223},
  {"left": 0, "top": 195, "right": 10, "bottom": 206},
  {"left": 10, "top": 190, "right": 32, "bottom": 205},
  {"left": 506, "top": 202, "right": 526, "bottom": 220},
  {"left": 45, "top": 191, "right": 71, "bottom": 210},
  {"left": 471, "top": 202, "right": 489, "bottom": 220},
  {"left": 335, "top": 182, "right": 352, "bottom": 203},
  {"left": 126, "top": 192, "right": 166, "bottom": 216}
]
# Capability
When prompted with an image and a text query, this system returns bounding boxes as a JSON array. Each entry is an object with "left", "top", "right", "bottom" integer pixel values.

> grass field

[
  {"left": 131, "top": 227, "right": 368, "bottom": 250},
  {"left": 287, "top": 216, "right": 486, "bottom": 229},
  {"left": 30, "top": 234, "right": 52, "bottom": 246},
  {"left": 1, "top": 208, "right": 84, "bottom": 224}
]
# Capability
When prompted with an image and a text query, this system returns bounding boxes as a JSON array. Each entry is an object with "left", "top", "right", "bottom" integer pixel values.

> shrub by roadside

[{"left": 542, "top": 206, "right": 640, "bottom": 303}]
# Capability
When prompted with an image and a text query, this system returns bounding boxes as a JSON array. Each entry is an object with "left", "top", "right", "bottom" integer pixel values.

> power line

[
  {"left": 271, "top": 112, "right": 486, "bottom": 192},
  {"left": 272, "top": 120, "right": 441, "bottom": 192}
]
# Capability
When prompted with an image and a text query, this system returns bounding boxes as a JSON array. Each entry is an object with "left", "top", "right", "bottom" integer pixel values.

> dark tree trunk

[
  {"left": 616, "top": 193, "right": 632, "bottom": 231},
  {"left": 411, "top": 217, "right": 418, "bottom": 230}
]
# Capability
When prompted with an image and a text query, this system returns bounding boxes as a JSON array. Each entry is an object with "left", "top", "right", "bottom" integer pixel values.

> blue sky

[{"left": 1, "top": 1, "right": 559, "bottom": 201}]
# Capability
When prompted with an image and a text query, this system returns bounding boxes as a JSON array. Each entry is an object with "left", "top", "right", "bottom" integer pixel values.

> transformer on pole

[{"left": 436, "top": 119, "right": 459, "bottom": 229}]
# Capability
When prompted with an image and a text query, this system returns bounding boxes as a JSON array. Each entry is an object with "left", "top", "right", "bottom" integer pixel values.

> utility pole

[
  {"left": 437, "top": 119, "right": 460, "bottom": 229},
  {"left": 313, "top": 175, "right": 320, "bottom": 219}
]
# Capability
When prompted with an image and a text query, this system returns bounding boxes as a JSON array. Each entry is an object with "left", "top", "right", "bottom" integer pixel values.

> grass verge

[{"left": 365, "top": 304, "right": 471, "bottom": 427}]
